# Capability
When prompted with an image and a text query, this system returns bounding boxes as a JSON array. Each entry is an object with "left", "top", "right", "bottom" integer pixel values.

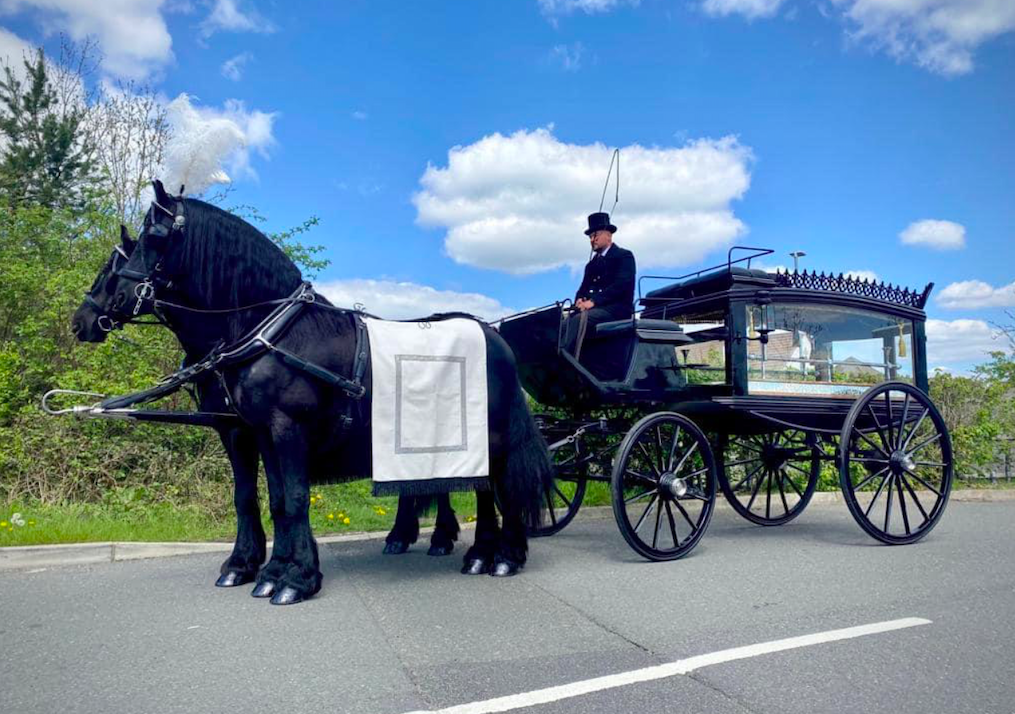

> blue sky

[{"left": 1, "top": 0, "right": 1013, "bottom": 371}]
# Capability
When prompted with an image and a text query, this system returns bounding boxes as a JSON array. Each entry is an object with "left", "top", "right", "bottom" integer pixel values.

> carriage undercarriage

[{"left": 502, "top": 248, "right": 953, "bottom": 561}]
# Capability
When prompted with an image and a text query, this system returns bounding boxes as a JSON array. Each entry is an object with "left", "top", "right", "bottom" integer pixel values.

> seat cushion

[{"left": 594, "top": 318, "right": 684, "bottom": 337}]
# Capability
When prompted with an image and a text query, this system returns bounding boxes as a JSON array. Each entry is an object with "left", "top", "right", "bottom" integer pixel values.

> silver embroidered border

[{"left": 394, "top": 355, "right": 468, "bottom": 454}]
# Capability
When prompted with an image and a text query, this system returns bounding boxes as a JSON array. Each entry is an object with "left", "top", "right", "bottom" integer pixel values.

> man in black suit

[{"left": 566, "top": 211, "right": 636, "bottom": 356}]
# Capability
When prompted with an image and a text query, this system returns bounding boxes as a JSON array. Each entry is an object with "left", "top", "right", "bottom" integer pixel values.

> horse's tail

[{"left": 501, "top": 380, "right": 554, "bottom": 529}]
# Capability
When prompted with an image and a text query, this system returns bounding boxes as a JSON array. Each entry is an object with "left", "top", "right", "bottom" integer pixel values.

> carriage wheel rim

[
  {"left": 718, "top": 428, "right": 820, "bottom": 526},
  {"left": 611, "top": 412, "right": 716, "bottom": 561},
  {"left": 839, "top": 381, "right": 953, "bottom": 545}
]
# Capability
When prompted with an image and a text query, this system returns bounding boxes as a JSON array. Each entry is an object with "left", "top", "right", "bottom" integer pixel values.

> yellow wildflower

[
  {"left": 342, "top": 517, "right": 350, "bottom": 525},
  {"left": 0, "top": 521, "right": 7, "bottom": 528},
  {"left": 327, "top": 513, "right": 334, "bottom": 520}
]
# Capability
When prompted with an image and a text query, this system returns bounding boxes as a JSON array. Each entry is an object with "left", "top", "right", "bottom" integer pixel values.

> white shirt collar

[{"left": 597, "top": 243, "right": 612, "bottom": 258}]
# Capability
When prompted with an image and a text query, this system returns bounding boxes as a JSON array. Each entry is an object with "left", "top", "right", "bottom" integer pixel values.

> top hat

[{"left": 584, "top": 212, "right": 617, "bottom": 236}]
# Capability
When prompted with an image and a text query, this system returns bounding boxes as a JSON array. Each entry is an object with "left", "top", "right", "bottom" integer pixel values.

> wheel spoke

[
  {"left": 777, "top": 468, "right": 790, "bottom": 515},
  {"left": 545, "top": 488, "right": 558, "bottom": 524},
  {"left": 552, "top": 485, "right": 572, "bottom": 504},
  {"left": 655, "top": 426, "right": 666, "bottom": 475},
  {"left": 637, "top": 442, "right": 661, "bottom": 477},
  {"left": 667, "top": 425, "right": 683, "bottom": 471},
  {"left": 633, "top": 493, "right": 658, "bottom": 533},
  {"left": 731, "top": 462, "right": 764, "bottom": 492},
  {"left": 782, "top": 467, "right": 805, "bottom": 498},
  {"left": 765, "top": 468, "right": 773, "bottom": 519},
  {"left": 883, "top": 472, "right": 894, "bottom": 532},
  {"left": 857, "top": 429, "right": 890, "bottom": 459},
  {"left": 897, "top": 393, "right": 911, "bottom": 451},
  {"left": 866, "top": 403, "right": 891, "bottom": 453},
  {"left": 852, "top": 456, "right": 890, "bottom": 464},
  {"left": 671, "top": 441, "right": 700, "bottom": 477},
  {"left": 626, "top": 469, "right": 657, "bottom": 486},
  {"left": 899, "top": 473, "right": 930, "bottom": 525},
  {"left": 625, "top": 488, "right": 655, "bottom": 504},
  {"left": 908, "top": 432, "right": 942, "bottom": 457},
  {"left": 863, "top": 471, "right": 891, "bottom": 518},
  {"left": 897, "top": 475, "right": 911, "bottom": 535},
  {"left": 885, "top": 392, "right": 895, "bottom": 451},
  {"left": 723, "top": 457, "right": 757, "bottom": 468},
  {"left": 652, "top": 498, "right": 663, "bottom": 549},
  {"left": 664, "top": 501, "right": 680, "bottom": 548},
  {"left": 900, "top": 408, "right": 929, "bottom": 452},
  {"left": 672, "top": 499, "right": 698, "bottom": 531},
  {"left": 745, "top": 465, "right": 767, "bottom": 511},
  {"left": 903, "top": 467, "right": 942, "bottom": 497},
  {"left": 853, "top": 465, "right": 890, "bottom": 491},
  {"left": 914, "top": 460, "right": 948, "bottom": 468}
]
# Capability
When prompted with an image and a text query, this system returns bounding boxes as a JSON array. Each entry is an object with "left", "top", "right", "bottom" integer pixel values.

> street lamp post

[{"left": 789, "top": 250, "right": 806, "bottom": 273}]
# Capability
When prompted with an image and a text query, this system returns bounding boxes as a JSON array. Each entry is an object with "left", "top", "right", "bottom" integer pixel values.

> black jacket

[{"left": 574, "top": 244, "right": 636, "bottom": 320}]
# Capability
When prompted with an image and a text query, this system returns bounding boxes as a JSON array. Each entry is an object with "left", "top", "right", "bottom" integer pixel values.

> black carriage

[{"left": 499, "top": 247, "right": 952, "bottom": 561}]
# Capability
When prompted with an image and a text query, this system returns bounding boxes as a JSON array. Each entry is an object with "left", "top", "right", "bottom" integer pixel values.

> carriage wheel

[
  {"left": 717, "top": 429, "right": 819, "bottom": 526},
  {"left": 529, "top": 437, "right": 587, "bottom": 538},
  {"left": 840, "top": 381, "right": 953, "bottom": 545},
  {"left": 611, "top": 412, "right": 716, "bottom": 561}
]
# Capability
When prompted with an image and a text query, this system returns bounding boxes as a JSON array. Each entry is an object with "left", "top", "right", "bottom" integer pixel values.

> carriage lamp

[{"left": 790, "top": 250, "right": 806, "bottom": 273}]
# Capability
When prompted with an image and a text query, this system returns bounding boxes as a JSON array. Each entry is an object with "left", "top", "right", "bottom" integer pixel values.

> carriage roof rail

[{"left": 636, "top": 246, "right": 774, "bottom": 302}]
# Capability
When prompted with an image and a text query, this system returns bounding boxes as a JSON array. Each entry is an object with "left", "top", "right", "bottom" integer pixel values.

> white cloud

[
  {"left": 899, "top": 218, "right": 966, "bottom": 250},
  {"left": 702, "top": 0, "right": 786, "bottom": 20},
  {"left": 0, "top": 25, "right": 34, "bottom": 66},
  {"left": 700, "top": 0, "right": 1015, "bottom": 75},
  {"left": 538, "top": 0, "right": 639, "bottom": 15},
  {"left": 316, "top": 279, "right": 515, "bottom": 322},
  {"left": 351, "top": 110, "right": 368, "bottom": 120},
  {"left": 832, "top": 0, "right": 1015, "bottom": 76},
  {"left": 220, "top": 51, "right": 252, "bottom": 81},
  {"left": 551, "top": 42, "right": 584, "bottom": 71},
  {"left": 0, "top": 0, "right": 173, "bottom": 79},
  {"left": 160, "top": 93, "right": 277, "bottom": 194},
  {"left": 845, "top": 269, "right": 879, "bottom": 282},
  {"left": 413, "top": 127, "right": 752, "bottom": 275},
  {"left": 200, "top": 0, "right": 274, "bottom": 37},
  {"left": 926, "top": 318, "right": 1005, "bottom": 364},
  {"left": 937, "top": 279, "right": 1015, "bottom": 309}
]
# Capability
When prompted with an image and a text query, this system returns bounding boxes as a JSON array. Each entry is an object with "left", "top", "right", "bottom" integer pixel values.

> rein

[{"left": 98, "top": 282, "right": 369, "bottom": 413}]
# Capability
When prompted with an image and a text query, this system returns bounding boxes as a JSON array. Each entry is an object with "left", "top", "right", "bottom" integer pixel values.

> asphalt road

[{"left": 2, "top": 501, "right": 1014, "bottom": 714}]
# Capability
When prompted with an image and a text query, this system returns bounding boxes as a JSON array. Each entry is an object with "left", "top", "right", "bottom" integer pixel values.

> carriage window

[
  {"left": 746, "top": 303, "right": 914, "bottom": 396},
  {"left": 667, "top": 309, "right": 726, "bottom": 385}
]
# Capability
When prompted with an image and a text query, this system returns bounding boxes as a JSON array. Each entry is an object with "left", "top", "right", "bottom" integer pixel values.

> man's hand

[{"left": 576, "top": 298, "right": 595, "bottom": 311}]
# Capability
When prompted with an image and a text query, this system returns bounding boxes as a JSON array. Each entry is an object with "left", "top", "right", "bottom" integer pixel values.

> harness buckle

[
  {"left": 133, "top": 280, "right": 155, "bottom": 316},
  {"left": 97, "top": 314, "right": 117, "bottom": 333}
]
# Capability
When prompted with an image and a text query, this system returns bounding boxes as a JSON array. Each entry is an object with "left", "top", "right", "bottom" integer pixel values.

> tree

[{"left": 0, "top": 48, "right": 95, "bottom": 209}]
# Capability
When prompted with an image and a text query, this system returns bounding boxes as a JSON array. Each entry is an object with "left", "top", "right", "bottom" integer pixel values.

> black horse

[
  {"left": 73, "top": 231, "right": 462, "bottom": 567},
  {"left": 72, "top": 182, "right": 552, "bottom": 605}
]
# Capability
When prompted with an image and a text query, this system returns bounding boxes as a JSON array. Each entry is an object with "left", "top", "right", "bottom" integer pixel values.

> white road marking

[{"left": 402, "top": 617, "right": 932, "bottom": 714}]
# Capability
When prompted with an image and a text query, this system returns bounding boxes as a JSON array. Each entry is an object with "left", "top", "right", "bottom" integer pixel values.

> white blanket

[{"left": 365, "top": 317, "right": 489, "bottom": 488}]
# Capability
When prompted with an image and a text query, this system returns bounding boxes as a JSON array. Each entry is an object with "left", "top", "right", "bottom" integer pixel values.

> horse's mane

[{"left": 176, "top": 198, "right": 304, "bottom": 309}]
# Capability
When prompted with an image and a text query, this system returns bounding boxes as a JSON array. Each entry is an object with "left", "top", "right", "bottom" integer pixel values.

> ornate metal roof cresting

[{"left": 773, "top": 270, "right": 933, "bottom": 309}]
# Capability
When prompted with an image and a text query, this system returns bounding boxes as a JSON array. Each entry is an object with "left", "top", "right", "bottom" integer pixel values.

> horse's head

[
  {"left": 99, "top": 180, "right": 187, "bottom": 328},
  {"left": 72, "top": 224, "right": 138, "bottom": 342}
]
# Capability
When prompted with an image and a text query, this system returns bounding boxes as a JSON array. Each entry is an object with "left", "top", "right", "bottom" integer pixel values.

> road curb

[{"left": 2, "top": 490, "right": 1012, "bottom": 572}]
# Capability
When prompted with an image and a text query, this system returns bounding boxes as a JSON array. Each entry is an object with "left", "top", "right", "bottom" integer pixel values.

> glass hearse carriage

[{"left": 499, "top": 248, "right": 952, "bottom": 562}]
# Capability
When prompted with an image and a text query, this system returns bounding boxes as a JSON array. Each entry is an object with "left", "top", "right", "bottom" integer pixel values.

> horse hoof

[
  {"left": 216, "top": 571, "right": 253, "bottom": 588},
  {"left": 491, "top": 561, "right": 522, "bottom": 577},
  {"left": 461, "top": 558, "right": 491, "bottom": 575},
  {"left": 383, "top": 541, "right": 409, "bottom": 555},
  {"left": 251, "top": 581, "right": 276, "bottom": 598},
  {"left": 269, "top": 586, "right": 304, "bottom": 606},
  {"left": 428, "top": 544, "right": 454, "bottom": 557}
]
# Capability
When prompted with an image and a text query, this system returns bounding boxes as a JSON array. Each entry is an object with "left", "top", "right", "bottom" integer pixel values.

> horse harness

[{"left": 97, "top": 195, "right": 370, "bottom": 430}]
